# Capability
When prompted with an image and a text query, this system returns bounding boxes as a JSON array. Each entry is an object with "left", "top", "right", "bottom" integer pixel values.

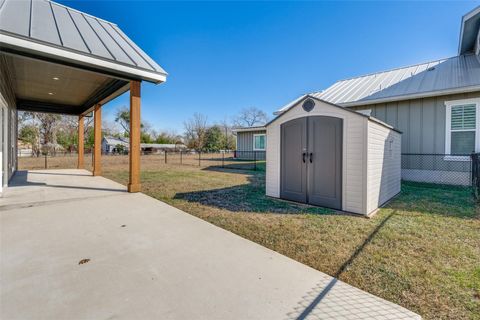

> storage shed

[{"left": 266, "top": 96, "right": 402, "bottom": 216}]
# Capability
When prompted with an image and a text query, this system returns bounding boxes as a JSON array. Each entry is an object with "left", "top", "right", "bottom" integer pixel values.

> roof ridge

[{"left": 48, "top": 0, "right": 117, "bottom": 26}]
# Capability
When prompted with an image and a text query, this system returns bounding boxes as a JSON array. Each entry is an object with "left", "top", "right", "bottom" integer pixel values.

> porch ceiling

[{"left": 2, "top": 52, "right": 129, "bottom": 115}]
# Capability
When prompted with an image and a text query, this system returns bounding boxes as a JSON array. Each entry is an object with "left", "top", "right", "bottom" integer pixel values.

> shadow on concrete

[
  {"left": 290, "top": 211, "right": 396, "bottom": 320},
  {"left": 8, "top": 171, "right": 126, "bottom": 193},
  {"left": 27, "top": 171, "right": 92, "bottom": 177}
]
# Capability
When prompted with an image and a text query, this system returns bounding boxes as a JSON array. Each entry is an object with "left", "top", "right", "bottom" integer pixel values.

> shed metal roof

[
  {"left": 0, "top": 0, "right": 167, "bottom": 83},
  {"left": 276, "top": 54, "right": 480, "bottom": 113}
]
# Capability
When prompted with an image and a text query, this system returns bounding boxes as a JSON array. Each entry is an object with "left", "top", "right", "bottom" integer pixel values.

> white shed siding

[
  {"left": 266, "top": 100, "right": 368, "bottom": 214},
  {"left": 366, "top": 121, "right": 402, "bottom": 213}
]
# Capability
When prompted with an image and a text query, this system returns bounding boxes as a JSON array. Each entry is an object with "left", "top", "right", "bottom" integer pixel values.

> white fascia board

[
  {"left": 231, "top": 127, "right": 267, "bottom": 133},
  {"left": 0, "top": 33, "right": 167, "bottom": 84},
  {"left": 340, "top": 85, "right": 480, "bottom": 108}
]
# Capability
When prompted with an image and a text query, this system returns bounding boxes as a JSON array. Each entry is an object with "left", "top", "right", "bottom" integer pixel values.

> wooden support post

[
  {"left": 93, "top": 104, "right": 102, "bottom": 176},
  {"left": 128, "top": 81, "right": 141, "bottom": 193},
  {"left": 77, "top": 115, "right": 84, "bottom": 169}
]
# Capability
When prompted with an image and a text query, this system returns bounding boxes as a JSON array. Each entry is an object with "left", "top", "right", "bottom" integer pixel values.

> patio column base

[{"left": 128, "top": 183, "right": 141, "bottom": 193}]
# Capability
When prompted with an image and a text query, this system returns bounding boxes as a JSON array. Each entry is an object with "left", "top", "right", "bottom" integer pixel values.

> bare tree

[
  {"left": 183, "top": 113, "right": 208, "bottom": 150},
  {"left": 233, "top": 107, "right": 268, "bottom": 127}
]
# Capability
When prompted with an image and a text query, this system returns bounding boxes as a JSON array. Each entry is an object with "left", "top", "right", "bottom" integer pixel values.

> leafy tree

[
  {"left": 155, "top": 131, "right": 180, "bottom": 144},
  {"left": 204, "top": 125, "right": 223, "bottom": 151},
  {"left": 19, "top": 125, "right": 39, "bottom": 155},
  {"left": 141, "top": 131, "right": 153, "bottom": 143},
  {"left": 114, "top": 106, "right": 148, "bottom": 136}
]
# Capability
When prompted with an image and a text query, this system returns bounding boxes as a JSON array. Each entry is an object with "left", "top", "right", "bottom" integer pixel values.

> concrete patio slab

[{"left": 1, "top": 170, "right": 421, "bottom": 320}]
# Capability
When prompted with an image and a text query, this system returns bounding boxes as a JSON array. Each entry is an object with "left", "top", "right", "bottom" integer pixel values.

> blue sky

[{"left": 59, "top": 0, "right": 479, "bottom": 133}]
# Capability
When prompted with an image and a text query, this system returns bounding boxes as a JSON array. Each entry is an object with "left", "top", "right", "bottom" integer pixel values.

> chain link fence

[
  {"left": 401, "top": 153, "right": 472, "bottom": 187},
  {"left": 18, "top": 150, "right": 266, "bottom": 172}
]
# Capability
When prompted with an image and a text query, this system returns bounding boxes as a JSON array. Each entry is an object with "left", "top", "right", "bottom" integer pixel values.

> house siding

[
  {"left": 0, "top": 54, "right": 18, "bottom": 192},
  {"left": 366, "top": 121, "right": 402, "bottom": 213},
  {"left": 351, "top": 92, "right": 480, "bottom": 185},
  {"left": 352, "top": 91, "right": 480, "bottom": 154},
  {"left": 236, "top": 130, "right": 266, "bottom": 151},
  {"left": 266, "top": 99, "right": 368, "bottom": 214}
]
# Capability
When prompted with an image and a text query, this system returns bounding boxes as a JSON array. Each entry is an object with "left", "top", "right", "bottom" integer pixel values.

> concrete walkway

[{"left": 1, "top": 170, "right": 421, "bottom": 320}]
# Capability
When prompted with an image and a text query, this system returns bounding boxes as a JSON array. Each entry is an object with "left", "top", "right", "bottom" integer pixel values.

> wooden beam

[
  {"left": 128, "top": 81, "right": 141, "bottom": 192},
  {"left": 93, "top": 104, "right": 102, "bottom": 176},
  {"left": 77, "top": 115, "right": 85, "bottom": 169},
  {"left": 17, "top": 99, "right": 84, "bottom": 115}
]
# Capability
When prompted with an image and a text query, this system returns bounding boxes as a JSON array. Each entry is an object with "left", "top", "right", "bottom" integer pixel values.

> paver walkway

[{"left": 1, "top": 170, "right": 421, "bottom": 320}]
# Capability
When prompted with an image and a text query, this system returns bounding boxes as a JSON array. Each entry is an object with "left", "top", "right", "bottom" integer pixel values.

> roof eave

[
  {"left": 231, "top": 126, "right": 267, "bottom": 133},
  {"left": 458, "top": 6, "right": 480, "bottom": 55},
  {"left": 0, "top": 32, "right": 167, "bottom": 84}
]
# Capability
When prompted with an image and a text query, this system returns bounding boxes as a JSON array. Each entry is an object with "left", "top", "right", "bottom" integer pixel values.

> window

[
  {"left": 445, "top": 98, "right": 480, "bottom": 158},
  {"left": 253, "top": 134, "right": 266, "bottom": 151}
]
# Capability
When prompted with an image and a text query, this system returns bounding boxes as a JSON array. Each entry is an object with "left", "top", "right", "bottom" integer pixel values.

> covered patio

[{"left": 0, "top": 0, "right": 167, "bottom": 192}]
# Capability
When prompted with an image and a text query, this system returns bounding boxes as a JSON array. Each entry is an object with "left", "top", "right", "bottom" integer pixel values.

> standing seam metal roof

[
  {"left": 0, "top": 0, "right": 166, "bottom": 81},
  {"left": 276, "top": 54, "right": 480, "bottom": 113}
]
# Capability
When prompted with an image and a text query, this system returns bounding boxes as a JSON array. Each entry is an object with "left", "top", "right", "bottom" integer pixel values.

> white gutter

[
  {"left": 231, "top": 127, "right": 267, "bottom": 133},
  {"left": 0, "top": 33, "right": 167, "bottom": 84}
]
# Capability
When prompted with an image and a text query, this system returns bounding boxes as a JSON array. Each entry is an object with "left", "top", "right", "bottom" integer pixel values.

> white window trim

[
  {"left": 253, "top": 134, "right": 266, "bottom": 151},
  {"left": 444, "top": 97, "right": 480, "bottom": 161}
]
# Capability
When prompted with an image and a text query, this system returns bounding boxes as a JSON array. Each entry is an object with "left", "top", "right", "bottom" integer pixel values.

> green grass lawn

[{"left": 104, "top": 164, "right": 480, "bottom": 320}]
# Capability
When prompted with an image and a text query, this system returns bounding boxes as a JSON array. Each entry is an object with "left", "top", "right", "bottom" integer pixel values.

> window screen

[{"left": 450, "top": 104, "right": 476, "bottom": 154}]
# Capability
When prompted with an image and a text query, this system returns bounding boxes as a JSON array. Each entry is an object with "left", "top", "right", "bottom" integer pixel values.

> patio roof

[
  {"left": 0, "top": 0, "right": 166, "bottom": 83},
  {"left": 0, "top": 0, "right": 167, "bottom": 116}
]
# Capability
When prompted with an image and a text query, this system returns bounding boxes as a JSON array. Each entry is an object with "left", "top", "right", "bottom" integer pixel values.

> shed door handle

[
  {"left": 309, "top": 153, "right": 313, "bottom": 163},
  {"left": 302, "top": 152, "right": 306, "bottom": 163}
]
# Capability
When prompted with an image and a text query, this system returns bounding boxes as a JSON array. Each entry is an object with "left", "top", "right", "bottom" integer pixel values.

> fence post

[
  {"left": 180, "top": 150, "right": 183, "bottom": 165},
  {"left": 254, "top": 151, "right": 257, "bottom": 171},
  {"left": 198, "top": 151, "right": 201, "bottom": 166},
  {"left": 44, "top": 153, "right": 47, "bottom": 169},
  {"left": 165, "top": 150, "right": 167, "bottom": 164},
  {"left": 222, "top": 151, "right": 225, "bottom": 168}
]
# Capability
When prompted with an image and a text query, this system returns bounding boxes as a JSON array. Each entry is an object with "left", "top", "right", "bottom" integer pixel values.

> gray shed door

[
  {"left": 307, "top": 117, "right": 342, "bottom": 209},
  {"left": 280, "top": 116, "right": 342, "bottom": 210},
  {"left": 280, "top": 118, "right": 307, "bottom": 203}
]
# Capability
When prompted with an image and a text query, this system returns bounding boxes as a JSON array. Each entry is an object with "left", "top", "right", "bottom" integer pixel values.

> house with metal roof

[
  {"left": 272, "top": 6, "right": 480, "bottom": 186},
  {"left": 0, "top": 0, "right": 167, "bottom": 193},
  {"left": 101, "top": 136, "right": 187, "bottom": 154}
]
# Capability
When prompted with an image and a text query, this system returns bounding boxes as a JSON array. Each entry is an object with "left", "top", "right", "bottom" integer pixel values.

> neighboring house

[
  {"left": 232, "top": 126, "right": 267, "bottom": 160},
  {"left": 275, "top": 7, "right": 480, "bottom": 186},
  {"left": 17, "top": 139, "right": 33, "bottom": 157},
  {"left": 102, "top": 136, "right": 187, "bottom": 154},
  {"left": 102, "top": 136, "right": 129, "bottom": 154},
  {"left": 140, "top": 143, "right": 187, "bottom": 154}
]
